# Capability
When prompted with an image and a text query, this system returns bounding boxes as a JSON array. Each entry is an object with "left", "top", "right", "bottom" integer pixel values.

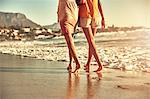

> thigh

[{"left": 60, "top": 20, "right": 76, "bottom": 35}]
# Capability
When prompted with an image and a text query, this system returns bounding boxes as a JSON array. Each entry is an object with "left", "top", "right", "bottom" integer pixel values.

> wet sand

[{"left": 0, "top": 54, "right": 150, "bottom": 99}]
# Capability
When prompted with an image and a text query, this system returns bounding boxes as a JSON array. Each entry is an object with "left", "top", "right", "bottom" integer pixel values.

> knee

[{"left": 63, "top": 32, "right": 73, "bottom": 38}]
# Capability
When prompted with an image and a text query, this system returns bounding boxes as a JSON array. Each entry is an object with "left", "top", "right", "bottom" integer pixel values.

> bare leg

[
  {"left": 60, "top": 22, "right": 80, "bottom": 73},
  {"left": 67, "top": 49, "right": 72, "bottom": 71},
  {"left": 82, "top": 27, "right": 102, "bottom": 72},
  {"left": 63, "top": 33, "right": 80, "bottom": 73},
  {"left": 85, "top": 27, "right": 98, "bottom": 72}
]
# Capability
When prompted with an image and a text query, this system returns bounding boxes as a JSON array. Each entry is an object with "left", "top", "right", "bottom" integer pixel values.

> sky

[{"left": 0, "top": 0, "right": 150, "bottom": 27}]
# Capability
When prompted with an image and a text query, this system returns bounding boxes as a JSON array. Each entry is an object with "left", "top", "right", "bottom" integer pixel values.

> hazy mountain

[
  {"left": 0, "top": 12, "right": 41, "bottom": 28},
  {"left": 43, "top": 23, "right": 60, "bottom": 31}
]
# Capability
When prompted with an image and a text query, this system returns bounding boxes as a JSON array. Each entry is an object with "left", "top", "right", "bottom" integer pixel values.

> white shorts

[{"left": 79, "top": 17, "right": 101, "bottom": 28}]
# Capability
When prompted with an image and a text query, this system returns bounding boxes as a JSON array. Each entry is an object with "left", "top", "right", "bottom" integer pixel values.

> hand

[{"left": 101, "top": 19, "right": 105, "bottom": 31}]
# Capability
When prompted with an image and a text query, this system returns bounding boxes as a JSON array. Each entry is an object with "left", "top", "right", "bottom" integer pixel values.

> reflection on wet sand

[
  {"left": 66, "top": 72, "right": 102, "bottom": 99},
  {"left": 66, "top": 73, "right": 80, "bottom": 99},
  {"left": 66, "top": 73, "right": 73, "bottom": 99},
  {"left": 86, "top": 73, "right": 102, "bottom": 99}
]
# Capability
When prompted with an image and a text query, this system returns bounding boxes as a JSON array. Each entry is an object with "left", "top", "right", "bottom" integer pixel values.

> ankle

[
  {"left": 85, "top": 63, "right": 90, "bottom": 67},
  {"left": 68, "top": 64, "right": 71, "bottom": 67}
]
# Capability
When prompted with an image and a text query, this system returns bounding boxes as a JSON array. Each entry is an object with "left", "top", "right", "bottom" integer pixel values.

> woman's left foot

[
  {"left": 72, "top": 65, "right": 80, "bottom": 73},
  {"left": 67, "top": 64, "right": 72, "bottom": 72},
  {"left": 84, "top": 65, "right": 90, "bottom": 72}
]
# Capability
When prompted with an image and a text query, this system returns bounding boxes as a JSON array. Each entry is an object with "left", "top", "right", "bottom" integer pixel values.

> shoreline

[{"left": 0, "top": 40, "right": 150, "bottom": 73}]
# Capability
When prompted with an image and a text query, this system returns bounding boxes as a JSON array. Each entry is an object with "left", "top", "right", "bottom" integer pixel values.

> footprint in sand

[
  {"left": 116, "top": 75, "right": 137, "bottom": 79},
  {"left": 144, "top": 83, "right": 150, "bottom": 85},
  {"left": 117, "top": 85, "right": 129, "bottom": 89},
  {"left": 91, "top": 77, "right": 101, "bottom": 80},
  {"left": 116, "top": 85, "right": 147, "bottom": 91}
]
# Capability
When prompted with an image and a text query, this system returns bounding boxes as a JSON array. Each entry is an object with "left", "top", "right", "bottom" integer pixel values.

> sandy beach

[
  {"left": 0, "top": 53, "right": 150, "bottom": 99},
  {"left": 1, "top": 0, "right": 150, "bottom": 98}
]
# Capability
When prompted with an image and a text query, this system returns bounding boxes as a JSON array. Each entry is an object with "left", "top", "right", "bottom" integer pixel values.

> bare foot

[
  {"left": 96, "top": 72, "right": 102, "bottom": 80},
  {"left": 94, "top": 66, "right": 102, "bottom": 73},
  {"left": 72, "top": 65, "right": 80, "bottom": 73},
  {"left": 67, "top": 64, "right": 72, "bottom": 72},
  {"left": 84, "top": 65, "right": 90, "bottom": 72}
]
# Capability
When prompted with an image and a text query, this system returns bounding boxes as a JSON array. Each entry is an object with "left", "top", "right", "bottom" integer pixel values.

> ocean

[
  {"left": 34, "top": 29, "right": 150, "bottom": 48},
  {"left": 0, "top": 29, "right": 150, "bottom": 72}
]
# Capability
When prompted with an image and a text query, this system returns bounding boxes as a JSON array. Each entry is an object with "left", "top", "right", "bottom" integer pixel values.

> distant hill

[
  {"left": 0, "top": 12, "right": 41, "bottom": 28},
  {"left": 43, "top": 23, "right": 60, "bottom": 32}
]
